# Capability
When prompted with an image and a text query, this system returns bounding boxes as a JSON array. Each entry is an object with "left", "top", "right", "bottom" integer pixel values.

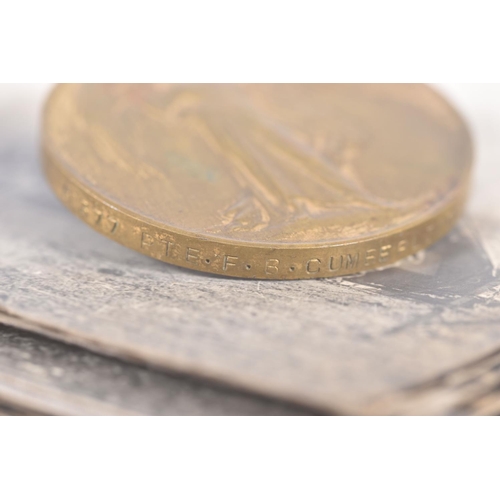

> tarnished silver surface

[
  {"left": 0, "top": 323, "right": 311, "bottom": 416},
  {"left": 1, "top": 84, "right": 500, "bottom": 414}
]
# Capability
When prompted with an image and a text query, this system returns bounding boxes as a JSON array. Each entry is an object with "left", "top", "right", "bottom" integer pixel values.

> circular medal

[{"left": 43, "top": 84, "right": 473, "bottom": 279}]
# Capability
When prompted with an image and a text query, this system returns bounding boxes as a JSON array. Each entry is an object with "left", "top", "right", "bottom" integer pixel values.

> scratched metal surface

[
  {"left": 0, "top": 322, "right": 311, "bottom": 416},
  {"left": 1, "top": 84, "right": 500, "bottom": 414}
]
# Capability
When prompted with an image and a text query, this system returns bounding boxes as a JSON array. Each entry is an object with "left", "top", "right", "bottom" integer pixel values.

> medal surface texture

[{"left": 43, "top": 84, "right": 473, "bottom": 279}]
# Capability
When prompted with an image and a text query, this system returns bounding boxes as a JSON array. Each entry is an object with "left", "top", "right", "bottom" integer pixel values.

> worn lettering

[
  {"left": 186, "top": 247, "right": 200, "bottom": 264},
  {"left": 265, "top": 259, "right": 280, "bottom": 275}
]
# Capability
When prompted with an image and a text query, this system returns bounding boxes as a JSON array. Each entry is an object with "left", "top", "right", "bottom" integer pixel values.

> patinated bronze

[{"left": 42, "top": 84, "right": 473, "bottom": 279}]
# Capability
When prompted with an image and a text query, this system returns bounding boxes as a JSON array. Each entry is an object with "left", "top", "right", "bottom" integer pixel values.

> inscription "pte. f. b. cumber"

[{"left": 139, "top": 228, "right": 432, "bottom": 276}]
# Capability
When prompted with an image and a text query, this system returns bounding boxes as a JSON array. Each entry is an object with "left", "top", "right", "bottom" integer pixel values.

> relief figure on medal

[{"left": 76, "top": 84, "right": 451, "bottom": 243}]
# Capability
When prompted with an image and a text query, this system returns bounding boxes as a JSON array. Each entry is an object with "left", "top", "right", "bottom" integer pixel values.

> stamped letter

[
  {"left": 186, "top": 247, "right": 200, "bottom": 264},
  {"left": 141, "top": 231, "right": 155, "bottom": 248},
  {"left": 397, "top": 239, "right": 408, "bottom": 253},
  {"left": 223, "top": 255, "right": 238, "bottom": 271},
  {"left": 306, "top": 258, "right": 321, "bottom": 274},
  {"left": 344, "top": 253, "right": 359, "bottom": 270},
  {"left": 329, "top": 256, "right": 341, "bottom": 272},
  {"left": 364, "top": 248, "right": 377, "bottom": 267},
  {"left": 163, "top": 240, "right": 173, "bottom": 257},
  {"left": 265, "top": 259, "right": 280, "bottom": 275},
  {"left": 378, "top": 245, "right": 392, "bottom": 263}
]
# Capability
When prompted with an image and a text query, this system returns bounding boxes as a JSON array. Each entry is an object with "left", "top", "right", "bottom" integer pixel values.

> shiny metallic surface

[{"left": 42, "top": 84, "right": 473, "bottom": 279}]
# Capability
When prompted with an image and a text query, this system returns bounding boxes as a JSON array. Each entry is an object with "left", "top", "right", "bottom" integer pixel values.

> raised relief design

[{"left": 86, "top": 84, "right": 433, "bottom": 243}]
